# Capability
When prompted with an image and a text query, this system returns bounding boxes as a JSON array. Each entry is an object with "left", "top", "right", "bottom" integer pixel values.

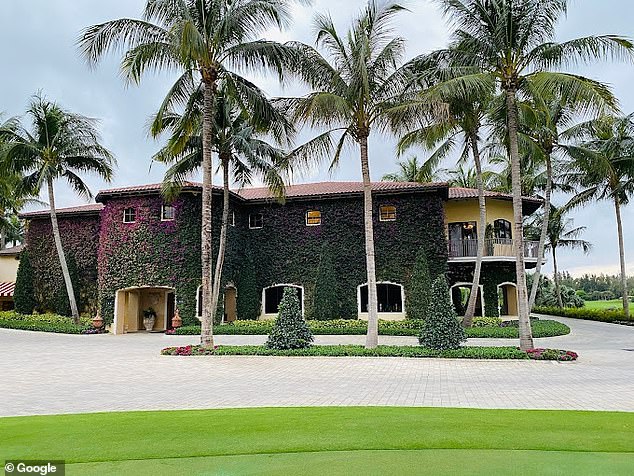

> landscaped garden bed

[
  {"left": 172, "top": 318, "right": 570, "bottom": 338},
  {"left": 160, "top": 344, "right": 578, "bottom": 361},
  {"left": 0, "top": 311, "right": 93, "bottom": 334},
  {"left": 534, "top": 306, "right": 633, "bottom": 324}
]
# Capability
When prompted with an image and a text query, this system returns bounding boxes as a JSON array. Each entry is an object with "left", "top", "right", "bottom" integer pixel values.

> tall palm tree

[
  {"left": 152, "top": 82, "right": 289, "bottom": 323},
  {"left": 564, "top": 114, "right": 634, "bottom": 317},
  {"left": 381, "top": 155, "right": 443, "bottom": 183},
  {"left": 0, "top": 95, "right": 114, "bottom": 323},
  {"left": 280, "top": 1, "right": 411, "bottom": 348},
  {"left": 79, "top": 0, "right": 299, "bottom": 347},
  {"left": 433, "top": 0, "right": 633, "bottom": 350},
  {"left": 530, "top": 204, "right": 591, "bottom": 308}
]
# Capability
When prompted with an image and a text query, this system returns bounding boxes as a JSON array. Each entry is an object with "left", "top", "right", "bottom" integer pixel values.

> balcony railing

[{"left": 448, "top": 239, "right": 540, "bottom": 260}]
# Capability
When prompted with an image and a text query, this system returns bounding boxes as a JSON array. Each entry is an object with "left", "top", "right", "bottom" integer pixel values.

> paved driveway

[{"left": 1, "top": 316, "right": 633, "bottom": 416}]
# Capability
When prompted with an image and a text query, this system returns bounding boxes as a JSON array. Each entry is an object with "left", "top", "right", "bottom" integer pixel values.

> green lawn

[
  {"left": 1, "top": 407, "right": 633, "bottom": 475},
  {"left": 584, "top": 299, "right": 634, "bottom": 311}
]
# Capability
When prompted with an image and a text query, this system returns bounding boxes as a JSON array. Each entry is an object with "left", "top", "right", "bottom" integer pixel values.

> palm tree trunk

[
  {"left": 360, "top": 134, "right": 379, "bottom": 349},
  {"left": 200, "top": 77, "right": 215, "bottom": 348},
  {"left": 552, "top": 247, "right": 563, "bottom": 308},
  {"left": 47, "top": 177, "right": 80, "bottom": 324},
  {"left": 505, "top": 89, "right": 534, "bottom": 351},
  {"left": 210, "top": 156, "right": 230, "bottom": 325},
  {"left": 614, "top": 197, "right": 630, "bottom": 318},
  {"left": 464, "top": 131, "right": 486, "bottom": 326},
  {"left": 528, "top": 153, "right": 553, "bottom": 310}
]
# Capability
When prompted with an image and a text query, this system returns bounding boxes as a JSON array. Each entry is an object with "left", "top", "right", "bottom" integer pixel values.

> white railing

[{"left": 448, "top": 239, "right": 540, "bottom": 259}]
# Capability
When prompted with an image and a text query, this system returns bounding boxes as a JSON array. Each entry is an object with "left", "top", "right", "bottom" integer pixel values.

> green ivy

[{"left": 14, "top": 249, "right": 36, "bottom": 315}]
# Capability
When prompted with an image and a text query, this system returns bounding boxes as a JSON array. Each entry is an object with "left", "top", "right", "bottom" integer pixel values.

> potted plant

[{"left": 143, "top": 307, "right": 157, "bottom": 331}]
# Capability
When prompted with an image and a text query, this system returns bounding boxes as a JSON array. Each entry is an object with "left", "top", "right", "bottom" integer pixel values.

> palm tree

[
  {"left": 433, "top": 0, "right": 633, "bottom": 350},
  {"left": 79, "top": 0, "right": 298, "bottom": 346},
  {"left": 0, "top": 95, "right": 114, "bottom": 323},
  {"left": 382, "top": 155, "right": 443, "bottom": 183},
  {"left": 152, "top": 82, "right": 289, "bottom": 324},
  {"left": 530, "top": 204, "right": 591, "bottom": 308},
  {"left": 280, "top": 1, "right": 411, "bottom": 348},
  {"left": 564, "top": 114, "right": 634, "bottom": 317}
]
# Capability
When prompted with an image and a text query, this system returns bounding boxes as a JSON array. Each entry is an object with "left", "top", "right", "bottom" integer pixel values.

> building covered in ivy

[{"left": 17, "top": 181, "right": 542, "bottom": 332}]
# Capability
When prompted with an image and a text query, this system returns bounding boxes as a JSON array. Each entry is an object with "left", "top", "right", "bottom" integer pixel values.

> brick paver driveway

[{"left": 1, "top": 316, "right": 633, "bottom": 416}]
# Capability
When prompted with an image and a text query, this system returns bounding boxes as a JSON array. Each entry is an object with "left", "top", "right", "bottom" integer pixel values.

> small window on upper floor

[
  {"left": 123, "top": 207, "right": 136, "bottom": 223},
  {"left": 379, "top": 205, "right": 397, "bottom": 222},
  {"left": 161, "top": 205, "right": 176, "bottom": 221},
  {"left": 229, "top": 211, "right": 235, "bottom": 227},
  {"left": 306, "top": 210, "right": 321, "bottom": 226},
  {"left": 494, "top": 219, "right": 512, "bottom": 240},
  {"left": 249, "top": 213, "right": 263, "bottom": 229}
]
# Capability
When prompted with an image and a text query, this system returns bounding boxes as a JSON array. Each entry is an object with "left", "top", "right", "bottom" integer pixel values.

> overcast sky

[{"left": 1, "top": 0, "right": 633, "bottom": 277}]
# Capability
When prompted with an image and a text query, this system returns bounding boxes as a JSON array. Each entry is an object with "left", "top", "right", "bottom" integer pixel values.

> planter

[
  {"left": 143, "top": 315, "right": 156, "bottom": 331},
  {"left": 92, "top": 311, "right": 104, "bottom": 329}
]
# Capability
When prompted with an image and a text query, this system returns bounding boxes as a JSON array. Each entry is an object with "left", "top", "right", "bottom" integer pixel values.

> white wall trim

[
  {"left": 261, "top": 283, "right": 304, "bottom": 317},
  {"left": 356, "top": 281, "right": 405, "bottom": 315},
  {"left": 450, "top": 282, "right": 485, "bottom": 317}
]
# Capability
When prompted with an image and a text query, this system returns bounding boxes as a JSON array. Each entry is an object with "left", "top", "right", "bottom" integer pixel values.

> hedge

[
  {"left": 0, "top": 312, "right": 91, "bottom": 334},
  {"left": 534, "top": 306, "right": 632, "bottom": 323},
  {"left": 161, "top": 344, "right": 530, "bottom": 359},
  {"left": 174, "top": 319, "right": 570, "bottom": 338}
]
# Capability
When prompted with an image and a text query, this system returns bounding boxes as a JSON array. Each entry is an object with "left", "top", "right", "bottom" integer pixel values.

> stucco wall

[
  {"left": 444, "top": 198, "right": 515, "bottom": 235},
  {"left": 0, "top": 255, "right": 19, "bottom": 282}
]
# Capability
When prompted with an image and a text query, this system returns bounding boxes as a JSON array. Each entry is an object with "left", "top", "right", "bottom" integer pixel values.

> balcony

[{"left": 448, "top": 238, "right": 540, "bottom": 263}]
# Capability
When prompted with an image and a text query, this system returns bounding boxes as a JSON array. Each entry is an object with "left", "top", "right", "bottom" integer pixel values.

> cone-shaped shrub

[
  {"left": 266, "top": 287, "right": 313, "bottom": 350},
  {"left": 419, "top": 275, "right": 466, "bottom": 350}
]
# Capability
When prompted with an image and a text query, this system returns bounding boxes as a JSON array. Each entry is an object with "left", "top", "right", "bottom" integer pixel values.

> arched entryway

[
  {"left": 450, "top": 283, "right": 484, "bottom": 317},
  {"left": 357, "top": 282, "right": 405, "bottom": 321},
  {"left": 196, "top": 284, "right": 238, "bottom": 323},
  {"left": 498, "top": 282, "right": 518, "bottom": 317},
  {"left": 261, "top": 284, "right": 304, "bottom": 319},
  {"left": 114, "top": 286, "right": 175, "bottom": 334}
]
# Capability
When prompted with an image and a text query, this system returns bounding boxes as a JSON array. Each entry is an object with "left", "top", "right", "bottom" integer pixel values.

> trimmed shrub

[
  {"left": 312, "top": 243, "right": 340, "bottom": 320},
  {"left": 266, "top": 287, "right": 313, "bottom": 350},
  {"left": 14, "top": 249, "right": 36, "bottom": 315},
  {"left": 534, "top": 306, "right": 631, "bottom": 323},
  {"left": 407, "top": 246, "right": 431, "bottom": 320},
  {"left": 236, "top": 253, "right": 260, "bottom": 320},
  {"left": 419, "top": 276, "right": 466, "bottom": 350},
  {"left": 472, "top": 317, "right": 503, "bottom": 328},
  {"left": 0, "top": 311, "right": 91, "bottom": 334}
]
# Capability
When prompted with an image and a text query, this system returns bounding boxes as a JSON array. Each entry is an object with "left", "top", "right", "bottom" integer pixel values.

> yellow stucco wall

[
  {"left": 444, "top": 198, "right": 515, "bottom": 234},
  {"left": 0, "top": 255, "right": 19, "bottom": 282}
]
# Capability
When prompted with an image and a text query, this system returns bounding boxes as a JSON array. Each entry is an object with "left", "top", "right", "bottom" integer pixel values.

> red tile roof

[
  {"left": 449, "top": 187, "right": 542, "bottom": 203},
  {"left": 95, "top": 181, "right": 211, "bottom": 201},
  {"left": 238, "top": 181, "right": 448, "bottom": 200},
  {"left": 19, "top": 203, "right": 104, "bottom": 219},
  {"left": 0, "top": 282, "right": 15, "bottom": 297}
]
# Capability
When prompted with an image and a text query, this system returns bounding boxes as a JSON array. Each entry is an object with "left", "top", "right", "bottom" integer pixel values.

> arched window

[
  {"left": 196, "top": 285, "right": 202, "bottom": 317},
  {"left": 359, "top": 282, "right": 403, "bottom": 313},
  {"left": 494, "top": 219, "right": 512, "bottom": 240},
  {"left": 263, "top": 285, "right": 304, "bottom": 314}
]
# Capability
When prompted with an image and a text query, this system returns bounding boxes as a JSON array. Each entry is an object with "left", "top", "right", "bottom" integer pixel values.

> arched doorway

[
  {"left": 450, "top": 283, "right": 484, "bottom": 317},
  {"left": 114, "top": 286, "right": 175, "bottom": 334},
  {"left": 224, "top": 286, "right": 237, "bottom": 322},
  {"left": 498, "top": 282, "right": 518, "bottom": 317}
]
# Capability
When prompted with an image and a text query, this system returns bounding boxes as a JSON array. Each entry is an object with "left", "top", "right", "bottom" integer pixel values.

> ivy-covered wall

[
  {"left": 235, "top": 192, "right": 448, "bottom": 320},
  {"left": 24, "top": 214, "right": 100, "bottom": 316},
  {"left": 447, "top": 262, "right": 517, "bottom": 317}
]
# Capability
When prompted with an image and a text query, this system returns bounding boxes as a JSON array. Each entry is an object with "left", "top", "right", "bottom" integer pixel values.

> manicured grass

[
  {"left": 161, "top": 344, "right": 532, "bottom": 359},
  {"left": 1, "top": 407, "right": 633, "bottom": 474},
  {"left": 584, "top": 299, "right": 634, "bottom": 311}
]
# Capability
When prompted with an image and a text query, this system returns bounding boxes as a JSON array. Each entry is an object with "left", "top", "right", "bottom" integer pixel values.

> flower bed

[
  {"left": 526, "top": 348, "right": 578, "bottom": 361},
  {"left": 172, "top": 319, "right": 570, "bottom": 338},
  {"left": 161, "top": 344, "right": 529, "bottom": 359},
  {"left": 0, "top": 311, "right": 92, "bottom": 334}
]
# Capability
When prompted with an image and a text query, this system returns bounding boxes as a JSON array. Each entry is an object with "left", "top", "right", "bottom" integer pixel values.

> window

[
  {"left": 161, "top": 205, "right": 176, "bottom": 221},
  {"left": 264, "top": 285, "right": 303, "bottom": 314},
  {"left": 306, "top": 210, "right": 321, "bottom": 226},
  {"left": 379, "top": 205, "right": 397, "bottom": 221},
  {"left": 359, "top": 283, "right": 403, "bottom": 313},
  {"left": 229, "top": 211, "right": 235, "bottom": 227},
  {"left": 249, "top": 213, "right": 263, "bottom": 229},
  {"left": 123, "top": 207, "right": 136, "bottom": 223},
  {"left": 196, "top": 286, "right": 202, "bottom": 317},
  {"left": 494, "top": 219, "right": 512, "bottom": 240}
]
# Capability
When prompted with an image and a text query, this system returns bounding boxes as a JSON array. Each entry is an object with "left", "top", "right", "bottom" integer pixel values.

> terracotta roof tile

[
  {"left": 0, "top": 244, "right": 23, "bottom": 256},
  {"left": 237, "top": 181, "right": 447, "bottom": 200},
  {"left": 449, "top": 187, "right": 542, "bottom": 203},
  {"left": 19, "top": 203, "right": 104, "bottom": 219}
]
